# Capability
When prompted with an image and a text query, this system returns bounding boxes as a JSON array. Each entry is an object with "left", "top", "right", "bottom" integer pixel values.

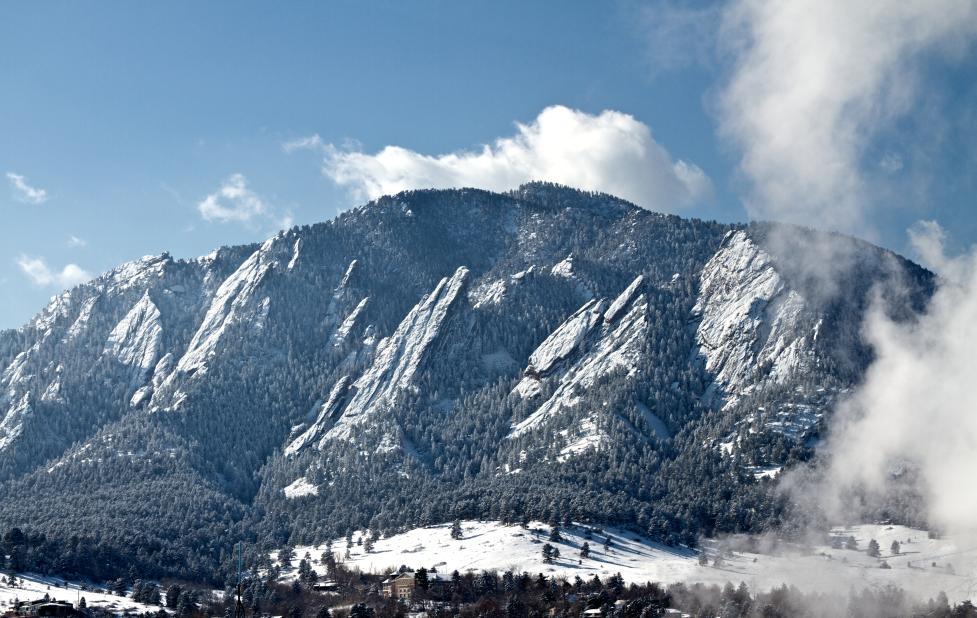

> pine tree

[
  {"left": 867, "top": 539, "right": 880, "bottom": 558},
  {"left": 450, "top": 520, "right": 463, "bottom": 540},
  {"left": 415, "top": 567, "right": 429, "bottom": 591},
  {"left": 542, "top": 543, "right": 554, "bottom": 564},
  {"left": 580, "top": 542, "right": 590, "bottom": 559},
  {"left": 165, "top": 585, "right": 182, "bottom": 609}
]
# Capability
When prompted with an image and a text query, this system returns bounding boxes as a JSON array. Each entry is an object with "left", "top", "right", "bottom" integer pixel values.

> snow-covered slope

[
  {"left": 0, "top": 572, "right": 169, "bottom": 616},
  {"left": 281, "top": 521, "right": 977, "bottom": 604}
]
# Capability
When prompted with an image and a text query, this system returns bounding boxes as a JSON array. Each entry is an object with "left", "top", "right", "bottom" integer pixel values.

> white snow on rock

[
  {"left": 603, "top": 275, "right": 643, "bottom": 322},
  {"left": 41, "top": 377, "right": 62, "bottom": 403},
  {"left": 510, "top": 276, "right": 649, "bottom": 450},
  {"left": 65, "top": 295, "right": 99, "bottom": 342},
  {"left": 105, "top": 254, "right": 169, "bottom": 293},
  {"left": 28, "top": 293, "right": 73, "bottom": 336},
  {"left": 337, "top": 259, "right": 357, "bottom": 291},
  {"left": 287, "top": 237, "right": 302, "bottom": 270},
  {"left": 173, "top": 238, "right": 278, "bottom": 376},
  {"left": 556, "top": 416, "right": 609, "bottom": 461},
  {"left": 0, "top": 351, "right": 32, "bottom": 402},
  {"left": 693, "top": 231, "right": 811, "bottom": 404},
  {"left": 297, "top": 267, "right": 470, "bottom": 448},
  {"left": 331, "top": 297, "right": 369, "bottom": 347},
  {"left": 0, "top": 392, "right": 31, "bottom": 452},
  {"left": 283, "top": 477, "right": 318, "bottom": 499},
  {"left": 524, "top": 299, "right": 606, "bottom": 376},
  {"left": 470, "top": 279, "right": 507, "bottom": 309},
  {"left": 285, "top": 376, "right": 353, "bottom": 455},
  {"left": 103, "top": 291, "right": 163, "bottom": 385},
  {"left": 511, "top": 265, "right": 535, "bottom": 281},
  {"left": 551, "top": 255, "right": 575, "bottom": 278}
]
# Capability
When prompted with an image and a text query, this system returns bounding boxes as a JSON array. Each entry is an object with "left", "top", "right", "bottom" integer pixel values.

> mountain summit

[{"left": 0, "top": 184, "right": 931, "bottom": 581}]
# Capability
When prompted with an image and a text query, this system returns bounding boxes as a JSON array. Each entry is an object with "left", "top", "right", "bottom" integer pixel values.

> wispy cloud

[
  {"left": 289, "top": 105, "right": 712, "bottom": 212},
  {"left": 196, "top": 173, "right": 296, "bottom": 235},
  {"left": 16, "top": 255, "right": 91, "bottom": 288},
  {"left": 198, "top": 173, "right": 267, "bottom": 223},
  {"left": 638, "top": 0, "right": 722, "bottom": 76},
  {"left": 283, "top": 135, "right": 325, "bottom": 153},
  {"left": 67, "top": 235, "right": 87, "bottom": 248},
  {"left": 715, "top": 0, "right": 977, "bottom": 233},
  {"left": 6, "top": 172, "right": 49, "bottom": 204}
]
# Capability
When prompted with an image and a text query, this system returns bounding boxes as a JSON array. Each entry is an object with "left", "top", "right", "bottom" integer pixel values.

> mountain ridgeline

[{"left": 0, "top": 184, "right": 932, "bottom": 582}]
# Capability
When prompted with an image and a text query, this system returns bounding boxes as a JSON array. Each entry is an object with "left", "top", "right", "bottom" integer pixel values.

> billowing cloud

[
  {"left": 295, "top": 105, "right": 712, "bottom": 212},
  {"left": 717, "top": 0, "right": 977, "bottom": 232},
  {"left": 197, "top": 173, "right": 267, "bottom": 223},
  {"left": 821, "top": 221, "right": 977, "bottom": 534},
  {"left": 6, "top": 172, "right": 49, "bottom": 204},
  {"left": 16, "top": 255, "right": 91, "bottom": 288}
]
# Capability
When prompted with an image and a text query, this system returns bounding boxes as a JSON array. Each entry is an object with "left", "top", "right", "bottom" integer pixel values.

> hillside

[
  {"left": 0, "top": 183, "right": 933, "bottom": 583},
  {"left": 279, "top": 521, "right": 977, "bottom": 604}
]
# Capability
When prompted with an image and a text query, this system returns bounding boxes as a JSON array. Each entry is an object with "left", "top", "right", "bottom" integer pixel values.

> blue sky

[{"left": 2, "top": 1, "right": 976, "bottom": 328}]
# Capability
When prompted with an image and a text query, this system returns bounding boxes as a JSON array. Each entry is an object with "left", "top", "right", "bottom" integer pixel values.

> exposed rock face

[
  {"left": 693, "top": 230, "right": 815, "bottom": 406},
  {"left": 288, "top": 266, "right": 470, "bottom": 450},
  {"left": 509, "top": 275, "right": 651, "bottom": 458},
  {"left": 104, "top": 291, "right": 163, "bottom": 388}
]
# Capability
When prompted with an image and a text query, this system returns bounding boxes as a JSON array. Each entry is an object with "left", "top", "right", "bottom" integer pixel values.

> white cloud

[
  {"left": 716, "top": 0, "right": 977, "bottom": 232},
  {"left": 67, "top": 235, "right": 87, "bottom": 248},
  {"left": 283, "top": 135, "right": 324, "bottom": 153},
  {"left": 16, "top": 255, "right": 91, "bottom": 288},
  {"left": 821, "top": 221, "right": 977, "bottom": 534},
  {"left": 299, "top": 105, "right": 712, "bottom": 212},
  {"left": 6, "top": 172, "right": 49, "bottom": 204},
  {"left": 638, "top": 0, "right": 721, "bottom": 75},
  {"left": 197, "top": 173, "right": 267, "bottom": 223}
]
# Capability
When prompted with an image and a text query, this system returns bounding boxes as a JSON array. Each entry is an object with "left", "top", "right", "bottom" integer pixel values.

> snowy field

[
  {"left": 0, "top": 572, "right": 168, "bottom": 615},
  {"left": 279, "top": 521, "right": 977, "bottom": 604}
]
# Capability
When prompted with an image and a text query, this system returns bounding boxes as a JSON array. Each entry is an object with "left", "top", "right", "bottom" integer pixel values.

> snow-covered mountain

[{"left": 0, "top": 183, "right": 933, "bottom": 580}]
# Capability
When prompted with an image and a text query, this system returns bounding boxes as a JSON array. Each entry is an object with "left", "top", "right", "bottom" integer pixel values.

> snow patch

[
  {"left": 287, "top": 238, "right": 301, "bottom": 270},
  {"left": 284, "top": 477, "right": 318, "bottom": 498}
]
